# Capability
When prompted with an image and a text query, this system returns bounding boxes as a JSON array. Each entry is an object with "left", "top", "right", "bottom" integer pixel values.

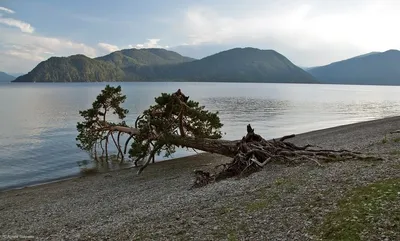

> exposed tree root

[{"left": 192, "top": 124, "right": 381, "bottom": 188}]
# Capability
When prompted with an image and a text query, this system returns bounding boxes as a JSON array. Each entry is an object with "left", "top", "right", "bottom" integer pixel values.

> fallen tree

[{"left": 76, "top": 85, "right": 378, "bottom": 187}]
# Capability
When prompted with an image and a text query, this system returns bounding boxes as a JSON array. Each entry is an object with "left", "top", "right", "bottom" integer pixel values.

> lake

[{"left": 1, "top": 82, "right": 400, "bottom": 191}]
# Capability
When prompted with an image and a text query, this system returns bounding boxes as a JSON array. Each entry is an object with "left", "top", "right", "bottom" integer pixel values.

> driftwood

[{"left": 192, "top": 124, "right": 379, "bottom": 188}]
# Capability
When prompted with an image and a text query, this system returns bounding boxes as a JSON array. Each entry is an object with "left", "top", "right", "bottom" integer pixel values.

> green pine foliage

[
  {"left": 76, "top": 85, "right": 223, "bottom": 165},
  {"left": 76, "top": 85, "right": 128, "bottom": 156},
  {"left": 129, "top": 92, "right": 223, "bottom": 160}
]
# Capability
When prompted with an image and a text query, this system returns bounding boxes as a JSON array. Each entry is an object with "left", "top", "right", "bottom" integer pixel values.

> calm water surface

[{"left": 1, "top": 82, "right": 400, "bottom": 190}]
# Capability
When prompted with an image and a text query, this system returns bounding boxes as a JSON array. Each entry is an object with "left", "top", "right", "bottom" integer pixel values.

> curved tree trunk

[
  {"left": 77, "top": 87, "right": 380, "bottom": 188},
  {"left": 167, "top": 135, "right": 239, "bottom": 157},
  {"left": 102, "top": 124, "right": 378, "bottom": 188}
]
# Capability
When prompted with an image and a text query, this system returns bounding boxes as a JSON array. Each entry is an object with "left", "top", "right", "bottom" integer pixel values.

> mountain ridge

[
  {"left": 0, "top": 71, "right": 15, "bottom": 82},
  {"left": 13, "top": 47, "right": 317, "bottom": 84},
  {"left": 96, "top": 48, "right": 195, "bottom": 68},
  {"left": 133, "top": 47, "right": 316, "bottom": 83},
  {"left": 307, "top": 49, "right": 400, "bottom": 85},
  {"left": 14, "top": 54, "right": 125, "bottom": 82}
]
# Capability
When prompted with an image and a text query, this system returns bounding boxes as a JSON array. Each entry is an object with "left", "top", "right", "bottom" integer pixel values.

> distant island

[
  {"left": 307, "top": 50, "right": 400, "bottom": 85},
  {"left": 13, "top": 47, "right": 317, "bottom": 84},
  {"left": 0, "top": 71, "right": 15, "bottom": 82}
]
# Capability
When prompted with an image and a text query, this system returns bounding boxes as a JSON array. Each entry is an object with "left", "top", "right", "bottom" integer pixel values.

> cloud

[
  {"left": 177, "top": 0, "right": 400, "bottom": 66},
  {"left": 0, "top": 6, "right": 34, "bottom": 33},
  {"left": 129, "top": 39, "right": 169, "bottom": 49},
  {"left": 0, "top": 6, "right": 15, "bottom": 14},
  {"left": 6, "top": 49, "right": 45, "bottom": 62},
  {"left": 0, "top": 6, "right": 95, "bottom": 72},
  {"left": 98, "top": 42, "right": 120, "bottom": 53},
  {"left": 0, "top": 17, "right": 34, "bottom": 33},
  {"left": 0, "top": 27, "right": 97, "bottom": 72},
  {"left": 96, "top": 39, "right": 170, "bottom": 55}
]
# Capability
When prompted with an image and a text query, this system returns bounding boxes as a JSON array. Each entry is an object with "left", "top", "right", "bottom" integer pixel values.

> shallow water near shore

[{"left": 1, "top": 82, "right": 400, "bottom": 190}]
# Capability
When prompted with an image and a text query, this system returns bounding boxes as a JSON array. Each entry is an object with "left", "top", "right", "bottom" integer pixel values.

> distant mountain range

[
  {"left": 10, "top": 47, "right": 400, "bottom": 85},
  {"left": 0, "top": 71, "right": 15, "bottom": 82},
  {"left": 12, "top": 48, "right": 317, "bottom": 84},
  {"left": 307, "top": 50, "right": 400, "bottom": 85}
]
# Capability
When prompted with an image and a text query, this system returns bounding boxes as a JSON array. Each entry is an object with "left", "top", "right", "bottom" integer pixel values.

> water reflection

[
  {"left": 205, "top": 97, "right": 291, "bottom": 116},
  {"left": 77, "top": 158, "right": 134, "bottom": 174}
]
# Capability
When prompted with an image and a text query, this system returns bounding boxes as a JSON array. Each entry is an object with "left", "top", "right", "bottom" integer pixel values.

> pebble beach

[{"left": 2, "top": 116, "right": 400, "bottom": 240}]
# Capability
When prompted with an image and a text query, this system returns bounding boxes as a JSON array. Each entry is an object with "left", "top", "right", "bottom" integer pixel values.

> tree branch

[
  {"left": 110, "top": 132, "right": 124, "bottom": 161},
  {"left": 137, "top": 144, "right": 161, "bottom": 175}
]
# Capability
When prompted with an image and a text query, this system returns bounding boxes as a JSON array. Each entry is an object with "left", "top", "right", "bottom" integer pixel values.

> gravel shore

[{"left": 2, "top": 116, "right": 400, "bottom": 241}]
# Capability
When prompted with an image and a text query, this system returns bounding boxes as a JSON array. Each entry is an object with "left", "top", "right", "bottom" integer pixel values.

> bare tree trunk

[
  {"left": 167, "top": 135, "right": 239, "bottom": 157},
  {"left": 105, "top": 126, "right": 240, "bottom": 158},
  {"left": 101, "top": 124, "right": 377, "bottom": 188}
]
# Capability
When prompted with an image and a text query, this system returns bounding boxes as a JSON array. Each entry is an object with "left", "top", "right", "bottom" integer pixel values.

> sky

[{"left": 1, "top": 0, "right": 400, "bottom": 73}]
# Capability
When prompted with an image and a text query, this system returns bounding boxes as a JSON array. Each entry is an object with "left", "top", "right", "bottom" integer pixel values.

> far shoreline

[
  {"left": 2, "top": 115, "right": 399, "bottom": 194},
  {"left": 8, "top": 81, "right": 400, "bottom": 87},
  {"left": 9, "top": 80, "right": 320, "bottom": 85}
]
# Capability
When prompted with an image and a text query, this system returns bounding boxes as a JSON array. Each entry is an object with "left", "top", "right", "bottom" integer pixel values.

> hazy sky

[{"left": 1, "top": 0, "right": 400, "bottom": 73}]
